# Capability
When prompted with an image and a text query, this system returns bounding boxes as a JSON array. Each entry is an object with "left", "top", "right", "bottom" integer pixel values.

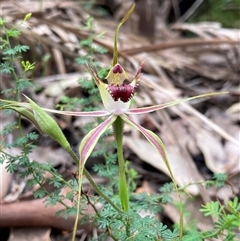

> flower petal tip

[
  {"left": 112, "top": 64, "right": 123, "bottom": 74},
  {"left": 135, "top": 61, "right": 144, "bottom": 80}
]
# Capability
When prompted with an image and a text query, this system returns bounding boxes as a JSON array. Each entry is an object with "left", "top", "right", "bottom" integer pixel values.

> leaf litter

[{"left": 0, "top": 0, "right": 239, "bottom": 240}]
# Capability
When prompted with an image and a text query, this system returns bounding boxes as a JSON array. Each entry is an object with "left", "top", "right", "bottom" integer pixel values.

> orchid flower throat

[{"left": 106, "top": 63, "right": 143, "bottom": 103}]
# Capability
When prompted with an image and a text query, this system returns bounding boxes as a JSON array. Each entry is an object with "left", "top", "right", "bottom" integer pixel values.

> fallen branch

[{"left": 0, "top": 198, "right": 95, "bottom": 231}]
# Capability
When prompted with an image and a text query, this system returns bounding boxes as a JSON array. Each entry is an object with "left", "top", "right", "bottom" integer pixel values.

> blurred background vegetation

[{"left": 188, "top": 0, "right": 240, "bottom": 28}]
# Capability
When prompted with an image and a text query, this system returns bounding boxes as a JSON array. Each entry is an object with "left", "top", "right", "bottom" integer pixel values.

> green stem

[
  {"left": 67, "top": 148, "right": 123, "bottom": 213},
  {"left": 112, "top": 3, "right": 135, "bottom": 66},
  {"left": 3, "top": 23, "right": 20, "bottom": 100},
  {"left": 31, "top": 172, "right": 70, "bottom": 209},
  {"left": 113, "top": 116, "right": 129, "bottom": 212},
  {"left": 72, "top": 163, "right": 83, "bottom": 241},
  {"left": 67, "top": 148, "right": 123, "bottom": 241},
  {"left": 83, "top": 168, "right": 123, "bottom": 213},
  {"left": 165, "top": 162, "right": 183, "bottom": 239}
]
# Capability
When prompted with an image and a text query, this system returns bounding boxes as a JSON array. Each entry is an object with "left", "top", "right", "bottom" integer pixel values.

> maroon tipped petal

[
  {"left": 112, "top": 64, "right": 123, "bottom": 74},
  {"left": 107, "top": 84, "right": 137, "bottom": 102}
]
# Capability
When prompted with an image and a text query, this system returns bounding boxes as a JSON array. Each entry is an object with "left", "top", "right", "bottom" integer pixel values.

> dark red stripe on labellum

[
  {"left": 112, "top": 64, "right": 123, "bottom": 74},
  {"left": 107, "top": 84, "right": 136, "bottom": 102}
]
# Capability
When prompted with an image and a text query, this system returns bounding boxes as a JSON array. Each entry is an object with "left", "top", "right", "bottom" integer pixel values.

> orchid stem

[
  {"left": 67, "top": 148, "right": 123, "bottom": 241},
  {"left": 67, "top": 149, "right": 123, "bottom": 213},
  {"left": 113, "top": 116, "right": 129, "bottom": 211}
]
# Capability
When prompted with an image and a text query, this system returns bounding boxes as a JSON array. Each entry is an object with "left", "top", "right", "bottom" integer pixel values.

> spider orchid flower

[{"left": 0, "top": 5, "right": 226, "bottom": 237}]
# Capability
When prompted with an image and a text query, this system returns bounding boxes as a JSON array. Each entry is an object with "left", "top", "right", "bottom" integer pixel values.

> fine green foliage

[
  {"left": 56, "top": 17, "right": 107, "bottom": 113},
  {"left": 200, "top": 201, "right": 225, "bottom": 218},
  {"left": 200, "top": 197, "right": 240, "bottom": 240},
  {"left": 75, "top": 16, "right": 108, "bottom": 67},
  {"left": 0, "top": 15, "right": 35, "bottom": 100}
]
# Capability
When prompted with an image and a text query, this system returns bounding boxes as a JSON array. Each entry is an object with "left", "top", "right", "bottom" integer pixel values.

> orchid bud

[{"left": 24, "top": 96, "right": 72, "bottom": 152}]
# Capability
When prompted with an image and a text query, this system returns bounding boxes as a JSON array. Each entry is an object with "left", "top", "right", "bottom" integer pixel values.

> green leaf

[
  {"left": 161, "top": 228, "right": 179, "bottom": 241},
  {"left": 16, "top": 79, "right": 35, "bottom": 91},
  {"left": 213, "top": 173, "right": 228, "bottom": 181},
  {"left": 224, "top": 233, "right": 237, "bottom": 241},
  {"left": 27, "top": 132, "right": 39, "bottom": 140},
  {"left": 49, "top": 177, "right": 62, "bottom": 188},
  {"left": 182, "top": 230, "right": 203, "bottom": 241},
  {"left": 0, "top": 154, "right": 7, "bottom": 164},
  {"left": 79, "top": 39, "right": 92, "bottom": 47},
  {"left": 6, "top": 160, "right": 18, "bottom": 173},
  {"left": 200, "top": 201, "right": 224, "bottom": 218},
  {"left": 14, "top": 45, "right": 30, "bottom": 53},
  {"left": 213, "top": 173, "right": 228, "bottom": 188},
  {"left": 66, "top": 191, "right": 74, "bottom": 201},
  {"left": 75, "top": 56, "right": 87, "bottom": 65},
  {"left": 0, "top": 121, "right": 17, "bottom": 135},
  {"left": 160, "top": 194, "right": 173, "bottom": 204},
  {"left": 0, "top": 17, "right": 8, "bottom": 25},
  {"left": 96, "top": 46, "right": 108, "bottom": 54},
  {"left": 15, "top": 136, "right": 28, "bottom": 146},
  {"left": 228, "top": 197, "right": 240, "bottom": 213},
  {"left": 159, "top": 182, "right": 174, "bottom": 193},
  {"left": 6, "top": 29, "right": 21, "bottom": 37},
  {"left": 3, "top": 48, "right": 16, "bottom": 55},
  {"left": 0, "top": 62, "right": 13, "bottom": 74},
  {"left": 34, "top": 188, "right": 46, "bottom": 198}
]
